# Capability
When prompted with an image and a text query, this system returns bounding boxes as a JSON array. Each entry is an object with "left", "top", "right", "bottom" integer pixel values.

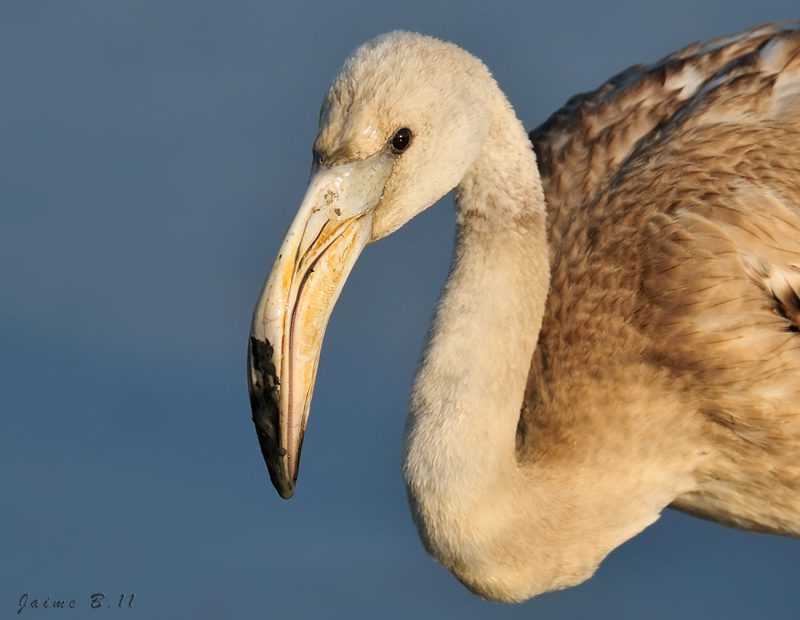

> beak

[{"left": 248, "top": 152, "right": 393, "bottom": 498}]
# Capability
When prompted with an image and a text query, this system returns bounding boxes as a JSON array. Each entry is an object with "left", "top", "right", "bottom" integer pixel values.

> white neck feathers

[{"left": 403, "top": 92, "right": 552, "bottom": 599}]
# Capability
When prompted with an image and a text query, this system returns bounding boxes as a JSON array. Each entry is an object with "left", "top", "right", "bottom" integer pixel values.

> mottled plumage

[{"left": 524, "top": 23, "right": 800, "bottom": 536}]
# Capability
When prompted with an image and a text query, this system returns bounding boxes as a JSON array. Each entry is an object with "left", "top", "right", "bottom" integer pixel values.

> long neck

[
  {"left": 402, "top": 92, "right": 696, "bottom": 602},
  {"left": 405, "top": 110, "right": 548, "bottom": 503},
  {"left": 406, "top": 182, "right": 549, "bottom": 510},
  {"left": 403, "top": 95, "right": 551, "bottom": 596}
]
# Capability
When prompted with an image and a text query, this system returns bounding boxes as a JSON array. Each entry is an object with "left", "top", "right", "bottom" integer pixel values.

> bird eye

[{"left": 390, "top": 128, "right": 413, "bottom": 153}]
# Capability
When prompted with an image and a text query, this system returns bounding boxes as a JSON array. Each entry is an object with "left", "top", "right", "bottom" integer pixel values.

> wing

[
  {"left": 531, "top": 21, "right": 800, "bottom": 245},
  {"left": 525, "top": 23, "right": 800, "bottom": 532},
  {"left": 630, "top": 129, "right": 800, "bottom": 532}
]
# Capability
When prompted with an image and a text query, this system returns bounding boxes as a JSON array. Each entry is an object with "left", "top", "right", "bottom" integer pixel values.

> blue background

[{"left": 3, "top": 2, "right": 799, "bottom": 618}]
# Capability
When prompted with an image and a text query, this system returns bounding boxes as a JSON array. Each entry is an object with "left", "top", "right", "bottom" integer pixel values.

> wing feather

[{"left": 524, "top": 23, "right": 800, "bottom": 529}]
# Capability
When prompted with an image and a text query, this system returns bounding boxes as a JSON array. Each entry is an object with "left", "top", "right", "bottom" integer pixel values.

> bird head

[{"left": 248, "top": 32, "right": 494, "bottom": 498}]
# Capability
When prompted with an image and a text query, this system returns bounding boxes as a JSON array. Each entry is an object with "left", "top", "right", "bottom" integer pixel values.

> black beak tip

[
  {"left": 253, "top": 419, "right": 296, "bottom": 500},
  {"left": 249, "top": 336, "right": 297, "bottom": 500},
  {"left": 276, "top": 483, "right": 295, "bottom": 500}
]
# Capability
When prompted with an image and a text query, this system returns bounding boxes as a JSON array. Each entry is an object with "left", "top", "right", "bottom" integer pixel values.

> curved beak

[{"left": 248, "top": 153, "right": 393, "bottom": 498}]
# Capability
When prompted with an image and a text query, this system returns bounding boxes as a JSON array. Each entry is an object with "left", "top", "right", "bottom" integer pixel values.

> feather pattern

[{"left": 524, "top": 22, "right": 800, "bottom": 535}]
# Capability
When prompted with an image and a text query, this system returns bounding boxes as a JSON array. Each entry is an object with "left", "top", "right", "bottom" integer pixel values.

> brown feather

[{"left": 524, "top": 22, "right": 800, "bottom": 534}]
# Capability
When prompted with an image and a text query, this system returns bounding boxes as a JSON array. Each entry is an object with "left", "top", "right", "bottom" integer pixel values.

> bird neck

[
  {"left": 403, "top": 93, "right": 696, "bottom": 602},
  {"left": 403, "top": 97, "right": 552, "bottom": 599}
]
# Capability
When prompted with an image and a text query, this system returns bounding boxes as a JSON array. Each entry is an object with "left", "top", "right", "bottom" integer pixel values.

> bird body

[
  {"left": 248, "top": 23, "right": 800, "bottom": 602},
  {"left": 529, "top": 23, "right": 800, "bottom": 539}
]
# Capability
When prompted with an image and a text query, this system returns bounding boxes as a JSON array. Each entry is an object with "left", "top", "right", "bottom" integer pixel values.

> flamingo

[{"left": 248, "top": 23, "right": 800, "bottom": 600}]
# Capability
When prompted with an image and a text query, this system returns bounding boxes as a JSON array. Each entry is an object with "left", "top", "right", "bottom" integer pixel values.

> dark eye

[{"left": 390, "top": 128, "right": 413, "bottom": 153}]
